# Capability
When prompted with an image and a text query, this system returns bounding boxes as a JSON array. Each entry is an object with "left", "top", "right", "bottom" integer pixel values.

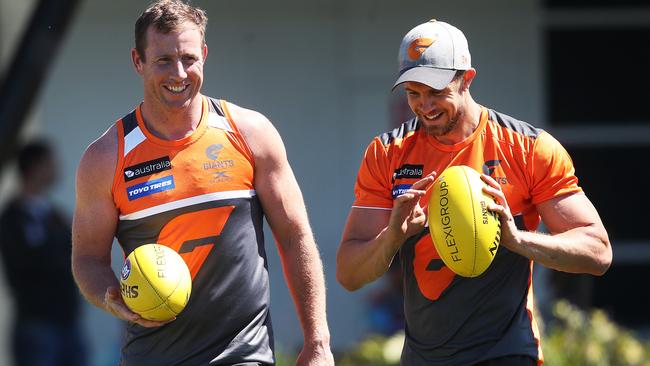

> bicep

[
  {"left": 72, "top": 144, "right": 119, "bottom": 264},
  {"left": 246, "top": 118, "right": 310, "bottom": 246},
  {"left": 537, "top": 193, "right": 604, "bottom": 235},
  {"left": 256, "top": 155, "right": 308, "bottom": 241}
]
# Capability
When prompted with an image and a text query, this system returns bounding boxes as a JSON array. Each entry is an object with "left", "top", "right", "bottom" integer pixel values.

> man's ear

[
  {"left": 131, "top": 48, "right": 144, "bottom": 75},
  {"left": 460, "top": 68, "right": 477, "bottom": 91}
]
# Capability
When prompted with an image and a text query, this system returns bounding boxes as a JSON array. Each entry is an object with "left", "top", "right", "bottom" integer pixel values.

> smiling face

[
  {"left": 404, "top": 78, "right": 465, "bottom": 138},
  {"left": 132, "top": 23, "right": 207, "bottom": 113}
]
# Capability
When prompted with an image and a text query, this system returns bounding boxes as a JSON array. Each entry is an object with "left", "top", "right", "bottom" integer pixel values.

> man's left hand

[
  {"left": 295, "top": 342, "right": 335, "bottom": 366},
  {"left": 481, "top": 174, "right": 521, "bottom": 251}
]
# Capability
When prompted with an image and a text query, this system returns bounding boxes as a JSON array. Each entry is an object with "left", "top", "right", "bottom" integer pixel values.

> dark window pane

[
  {"left": 565, "top": 145, "right": 649, "bottom": 241},
  {"left": 545, "top": 0, "right": 650, "bottom": 8},
  {"left": 546, "top": 28, "right": 650, "bottom": 125},
  {"left": 565, "top": 145, "right": 650, "bottom": 327},
  {"left": 593, "top": 264, "right": 650, "bottom": 327}
]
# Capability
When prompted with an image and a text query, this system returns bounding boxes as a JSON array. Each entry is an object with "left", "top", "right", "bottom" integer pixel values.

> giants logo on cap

[{"left": 407, "top": 37, "right": 436, "bottom": 61}]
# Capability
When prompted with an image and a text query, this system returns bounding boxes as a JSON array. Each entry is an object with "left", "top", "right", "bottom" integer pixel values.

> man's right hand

[
  {"left": 104, "top": 286, "right": 173, "bottom": 328},
  {"left": 387, "top": 172, "right": 436, "bottom": 240},
  {"left": 337, "top": 172, "right": 436, "bottom": 291}
]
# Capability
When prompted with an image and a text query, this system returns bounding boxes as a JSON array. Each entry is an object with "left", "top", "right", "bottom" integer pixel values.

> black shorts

[{"left": 473, "top": 355, "right": 537, "bottom": 366}]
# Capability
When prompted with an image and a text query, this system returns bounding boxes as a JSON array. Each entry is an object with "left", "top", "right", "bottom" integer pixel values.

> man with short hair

[
  {"left": 0, "top": 139, "right": 87, "bottom": 366},
  {"left": 72, "top": 1, "right": 334, "bottom": 365},
  {"left": 337, "top": 19, "right": 612, "bottom": 365}
]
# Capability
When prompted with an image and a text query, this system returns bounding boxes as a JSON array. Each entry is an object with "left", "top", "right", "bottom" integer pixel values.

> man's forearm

[
  {"left": 337, "top": 225, "right": 405, "bottom": 291},
  {"left": 506, "top": 225, "right": 611, "bottom": 275},
  {"left": 72, "top": 255, "right": 119, "bottom": 310},
  {"left": 279, "top": 235, "right": 331, "bottom": 344}
]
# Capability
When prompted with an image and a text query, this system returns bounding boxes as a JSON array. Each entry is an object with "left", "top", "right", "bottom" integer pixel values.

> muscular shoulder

[
  {"left": 77, "top": 124, "right": 118, "bottom": 194},
  {"left": 225, "top": 101, "right": 272, "bottom": 135},
  {"left": 224, "top": 101, "right": 284, "bottom": 161},
  {"left": 486, "top": 109, "right": 544, "bottom": 148}
]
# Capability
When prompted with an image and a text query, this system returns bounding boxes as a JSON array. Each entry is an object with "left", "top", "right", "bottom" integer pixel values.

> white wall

[{"left": 2, "top": 0, "right": 542, "bottom": 363}]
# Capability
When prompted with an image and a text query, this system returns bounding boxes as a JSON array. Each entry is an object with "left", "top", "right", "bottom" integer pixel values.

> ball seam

[
  {"left": 133, "top": 244, "right": 176, "bottom": 313},
  {"left": 462, "top": 166, "right": 478, "bottom": 277}
]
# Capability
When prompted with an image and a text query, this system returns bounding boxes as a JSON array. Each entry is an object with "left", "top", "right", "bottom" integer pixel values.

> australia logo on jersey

[
  {"left": 124, "top": 156, "right": 172, "bottom": 182},
  {"left": 393, "top": 164, "right": 424, "bottom": 182},
  {"left": 482, "top": 160, "right": 508, "bottom": 185}
]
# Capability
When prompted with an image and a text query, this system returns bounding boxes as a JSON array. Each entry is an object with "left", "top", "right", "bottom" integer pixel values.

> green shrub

[
  {"left": 278, "top": 300, "right": 650, "bottom": 366},
  {"left": 337, "top": 332, "right": 404, "bottom": 366},
  {"left": 274, "top": 346, "right": 297, "bottom": 366},
  {"left": 542, "top": 300, "right": 650, "bottom": 366}
]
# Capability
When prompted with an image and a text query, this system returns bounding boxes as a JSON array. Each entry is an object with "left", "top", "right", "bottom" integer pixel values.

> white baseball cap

[{"left": 393, "top": 19, "right": 471, "bottom": 90}]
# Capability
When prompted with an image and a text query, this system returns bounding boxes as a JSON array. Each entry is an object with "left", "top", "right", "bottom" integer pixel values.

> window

[
  {"left": 545, "top": 0, "right": 649, "bottom": 8},
  {"left": 544, "top": 1, "right": 650, "bottom": 326},
  {"left": 546, "top": 28, "right": 650, "bottom": 126}
]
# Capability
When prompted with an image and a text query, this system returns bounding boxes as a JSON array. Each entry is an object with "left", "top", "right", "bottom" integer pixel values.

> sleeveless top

[{"left": 111, "top": 96, "right": 274, "bottom": 366}]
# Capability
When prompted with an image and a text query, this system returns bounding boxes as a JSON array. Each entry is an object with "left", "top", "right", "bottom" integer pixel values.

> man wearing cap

[{"left": 336, "top": 19, "right": 611, "bottom": 365}]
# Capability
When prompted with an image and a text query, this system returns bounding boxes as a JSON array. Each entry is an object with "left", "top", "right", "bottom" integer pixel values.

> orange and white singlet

[{"left": 112, "top": 96, "right": 273, "bottom": 365}]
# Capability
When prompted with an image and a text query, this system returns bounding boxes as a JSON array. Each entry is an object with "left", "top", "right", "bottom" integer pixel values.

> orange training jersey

[
  {"left": 112, "top": 96, "right": 273, "bottom": 366},
  {"left": 353, "top": 107, "right": 581, "bottom": 365}
]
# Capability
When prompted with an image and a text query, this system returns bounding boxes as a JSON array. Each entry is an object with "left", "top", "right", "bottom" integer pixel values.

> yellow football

[
  {"left": 119, "top": 243, "right": 192, "bottom": 321},
  {"left": 428, "top": 165, "right": 501, "bottom": 277}
]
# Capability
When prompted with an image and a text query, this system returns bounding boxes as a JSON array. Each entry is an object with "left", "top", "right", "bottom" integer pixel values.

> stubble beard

[{"left": 423, "top": 110, "right": 462, "bottom": 137}]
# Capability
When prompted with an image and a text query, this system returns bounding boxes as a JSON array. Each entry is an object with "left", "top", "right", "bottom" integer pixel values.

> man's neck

[{"left": 140, "top": 95, "right": 204, "bottom": 141}]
